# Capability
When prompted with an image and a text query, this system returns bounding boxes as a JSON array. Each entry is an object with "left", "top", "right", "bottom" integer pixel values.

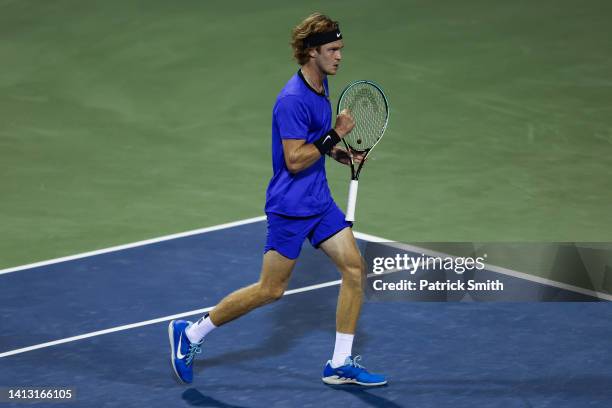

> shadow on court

[
  {"left": 183, "top": 388, "right": 251, "bottom": 408},
  {"left": 324, "top": 385, "right": 403, "bottom": 408},
  {"left": 183, "top": 384, "right": 400, "bottom": 408}
]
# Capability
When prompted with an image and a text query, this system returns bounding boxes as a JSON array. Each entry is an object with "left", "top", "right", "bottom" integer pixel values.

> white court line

[
  {"left": 354, "top": 232, "right": 612, "bottom": 302},
  {"left": 0, "top": 279, "right": 342, "bottom": 359},
  {"left": 0, "top": 216, "right": 267, "bottom": 276}
]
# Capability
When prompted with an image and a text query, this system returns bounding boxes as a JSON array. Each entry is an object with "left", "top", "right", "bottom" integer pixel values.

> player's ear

[{"left": 308, "top": 47, "right": 319, "bottom": 59}]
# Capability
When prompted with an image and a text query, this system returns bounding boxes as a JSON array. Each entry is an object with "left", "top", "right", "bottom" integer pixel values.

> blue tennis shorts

[{"left": 264, "top": 201, "right": 352, "bottom": 259}]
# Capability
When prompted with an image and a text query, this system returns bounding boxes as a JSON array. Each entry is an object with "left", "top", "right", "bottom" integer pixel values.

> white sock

[
  {"left": 331, "top": 332, "right": 354, "bottom": 368},
  {"left": 185, "top": 314, "right": 217, "bottom": 343}
]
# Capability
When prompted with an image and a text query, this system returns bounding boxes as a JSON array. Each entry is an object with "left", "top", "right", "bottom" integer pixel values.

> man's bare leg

[
  {"left": 169, "top": 250, "right": 295, "bottom": 383},
  {"left": 319, "top": 227, "right": 386, "bottom": 385},
  {"left": 319, "top": 227, "right": 364, "bottom": 335},
  {"left": 208, "top": 250, "right": 296, "bottom": 326}
]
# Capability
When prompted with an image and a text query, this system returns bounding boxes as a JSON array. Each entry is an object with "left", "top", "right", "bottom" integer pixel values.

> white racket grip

[{"left": 345, "top": 179, "right": 359, "bottom": 222}]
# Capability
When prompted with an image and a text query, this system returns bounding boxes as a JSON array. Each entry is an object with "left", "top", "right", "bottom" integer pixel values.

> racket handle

[{"left": 345, "top": 179, "right": 359, "bottom": 222}]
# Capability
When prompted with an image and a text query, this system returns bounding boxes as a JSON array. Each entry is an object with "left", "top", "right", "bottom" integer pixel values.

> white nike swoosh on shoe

[{"left": 176, "top": 332, "right": 186, "bottom": 359}]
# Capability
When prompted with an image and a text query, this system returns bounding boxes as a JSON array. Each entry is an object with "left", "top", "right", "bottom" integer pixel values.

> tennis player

[{"left": 169, "top": 13, "right": 386, "bottom": 387}]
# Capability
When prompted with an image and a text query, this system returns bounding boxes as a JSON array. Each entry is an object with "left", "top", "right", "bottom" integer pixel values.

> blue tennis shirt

[{"left": 265, "top": 70, "right": 333, "bottom": 217}]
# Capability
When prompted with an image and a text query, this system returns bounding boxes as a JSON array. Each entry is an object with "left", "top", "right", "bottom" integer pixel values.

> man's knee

[
  {"left": 258, "top": 283, "right": 285, "bottom": 302},
  {"left": 341, "top": 256, "right": 365, "bottom": 287}
]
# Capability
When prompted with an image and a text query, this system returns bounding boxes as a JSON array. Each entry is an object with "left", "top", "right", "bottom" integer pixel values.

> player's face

[{"left": 314, "top": 40, "right": 344, "bottom": 75}]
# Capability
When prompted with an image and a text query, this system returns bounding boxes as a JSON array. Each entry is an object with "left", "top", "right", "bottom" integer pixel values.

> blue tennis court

[{"left": 1, "top": 218, "right": 611, "bottom": 407}]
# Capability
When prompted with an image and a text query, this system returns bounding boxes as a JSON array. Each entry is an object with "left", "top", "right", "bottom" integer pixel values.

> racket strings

[{"left": 338, "top": 84, "right": 387, "bottom": 151}]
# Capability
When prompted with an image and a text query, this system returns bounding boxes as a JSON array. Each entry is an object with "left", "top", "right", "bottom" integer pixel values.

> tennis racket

[{"left": 337, "top": 80, "right": 389, "bottom": 222}]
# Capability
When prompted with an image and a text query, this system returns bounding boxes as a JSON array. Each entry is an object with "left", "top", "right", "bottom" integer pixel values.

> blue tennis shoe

[
  {"left": 322, "top": 355, "right": 387, "bottom": 386},
  {"left": 168, "top": 319, "right": 203, "bottom": 384}
]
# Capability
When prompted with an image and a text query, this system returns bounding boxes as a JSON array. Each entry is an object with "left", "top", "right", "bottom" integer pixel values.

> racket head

[{"left": 337, "top": 80, "right": 389, "bottom": 153}]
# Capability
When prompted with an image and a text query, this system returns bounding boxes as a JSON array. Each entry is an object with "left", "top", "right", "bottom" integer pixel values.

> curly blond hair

[{"left": 291, "top": 13, "right": 340, "bottom": 65}]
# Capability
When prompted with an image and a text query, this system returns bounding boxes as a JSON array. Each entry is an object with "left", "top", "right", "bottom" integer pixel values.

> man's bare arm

[
  {"left": 282, "top": 109, "right": 355, "bottom": 174},
  {"left": 283, "top": 139, "right": 322, "bottom": 174}
]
